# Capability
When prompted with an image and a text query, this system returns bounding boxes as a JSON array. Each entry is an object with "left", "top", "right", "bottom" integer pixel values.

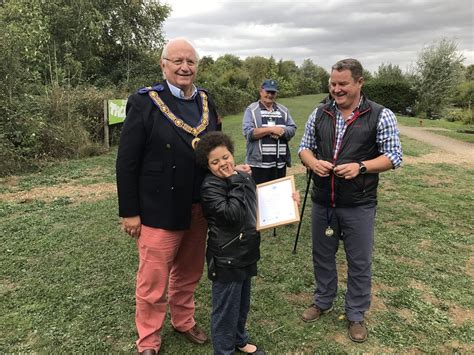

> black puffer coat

[{"left": 201, "top": 171, "right": 260, "bottom": 282}]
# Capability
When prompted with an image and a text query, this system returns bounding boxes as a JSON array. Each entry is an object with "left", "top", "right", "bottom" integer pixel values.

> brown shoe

[
  {"left": 300, "top": 304, "right": 333, "bottom": 322},
  {"left": 176, "top": 324, "right": 208, "bottom": 344},
  {"left": 348, "top": 320, "right": 368, "bottom": 343},
  {"left": 139, "top": 350, "right": 156, "bottom": 355}
]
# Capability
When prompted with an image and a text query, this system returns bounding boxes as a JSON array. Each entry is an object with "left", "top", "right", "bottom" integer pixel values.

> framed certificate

[{"left": 256, "top": 175, "right": 300, "bottom": 231}]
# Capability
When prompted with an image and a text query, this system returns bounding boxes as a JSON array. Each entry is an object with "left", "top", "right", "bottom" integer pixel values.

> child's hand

[
  {"left": 292, "top": 191, "right": 301, "bottom": 207},
  {"left": 220, "top": 162, "right": 236, "bottom": 178}
]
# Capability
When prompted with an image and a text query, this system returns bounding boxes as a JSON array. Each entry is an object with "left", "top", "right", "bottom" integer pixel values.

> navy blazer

[{"left": 116, "top": 81, "right": 220, "bottom": 230}]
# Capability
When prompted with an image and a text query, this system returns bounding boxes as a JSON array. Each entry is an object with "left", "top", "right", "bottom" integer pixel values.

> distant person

[
  {"left": 116, "top": 38, "right": 250, "bottom": 354},
  {"left": 242, "top": 79, "right": 297, "bottom": 185},
  {"left": 298, "top": 58, "right": 402, "bottom": 343}
]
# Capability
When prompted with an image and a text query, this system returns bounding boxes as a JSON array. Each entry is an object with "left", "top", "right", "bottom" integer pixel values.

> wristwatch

[{"left": 358, "top": 162, "right": 367, "bottom": 174}]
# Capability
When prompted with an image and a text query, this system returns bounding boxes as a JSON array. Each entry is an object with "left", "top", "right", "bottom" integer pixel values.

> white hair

[{"left": 161, "top": 38, "right": 199, "bottom": 61}]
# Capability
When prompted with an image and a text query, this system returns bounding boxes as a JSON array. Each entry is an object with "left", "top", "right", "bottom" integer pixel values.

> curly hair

[{"left": 195, "top": 131, "right": 235, "bottom": 169}]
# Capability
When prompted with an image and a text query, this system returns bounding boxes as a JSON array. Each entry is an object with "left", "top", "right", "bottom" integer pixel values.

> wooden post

[{"left": 103, "top": 100, "right": 110, "bottom": 150}]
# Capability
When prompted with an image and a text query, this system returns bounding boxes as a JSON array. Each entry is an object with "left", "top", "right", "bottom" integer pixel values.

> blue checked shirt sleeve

[
  {"left": 376, "top": 108, "right": 403, "bottom": 168},
  {"left": 298, "top": 107, "right": 319, "bottom": 155}
]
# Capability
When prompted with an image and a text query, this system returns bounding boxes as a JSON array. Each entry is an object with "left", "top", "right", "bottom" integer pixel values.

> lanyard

[
  {"left": 325, "top": 109, "right": 362, "bottom": 237},
  {"left": 324, "top": 177, "right": 335, "bottom": 237}
]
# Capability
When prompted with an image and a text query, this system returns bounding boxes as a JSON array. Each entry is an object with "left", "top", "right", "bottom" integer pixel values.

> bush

[
  {"left": 452, "top": 81, "right": 474, "bottom": 108},
  {"left": 0, "top": 84, "right": 127, "bottom": 176},
  {"left": 363, "top": 81, "right": 417, "bottom": 114},
  {"left": 442, "top": 107, "right": 474, "bottom": 124},
  {"left": 202, "top": 82, "right": 253, "bottom": 116},
  {"left": 0, "top": 134, "right": 34, "bottom": 176}
]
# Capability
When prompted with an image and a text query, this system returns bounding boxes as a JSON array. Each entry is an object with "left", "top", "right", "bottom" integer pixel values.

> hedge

[{"left": 363, "top": 81, "right": 417, "bottom": 114}]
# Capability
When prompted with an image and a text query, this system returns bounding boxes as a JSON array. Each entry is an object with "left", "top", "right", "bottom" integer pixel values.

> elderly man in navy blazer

[{"left": 116, "top": 38, "right": 250, "bottom": 355}]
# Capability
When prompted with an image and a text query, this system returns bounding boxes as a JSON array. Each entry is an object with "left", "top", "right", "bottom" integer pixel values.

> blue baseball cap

[{"left": 261, "top": 79, "right": 278, "bottom": 92}]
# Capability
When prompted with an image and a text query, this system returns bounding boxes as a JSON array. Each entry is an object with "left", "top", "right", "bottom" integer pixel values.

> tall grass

[{"left": 1, "top": 94, "right": 472, "bottom": 353}]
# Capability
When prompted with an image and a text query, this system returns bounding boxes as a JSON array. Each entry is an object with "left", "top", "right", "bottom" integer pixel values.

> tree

[
  {"left": 297, "top": 59, "right": 329, "bottom": 95},
  {"left": 276, "top": 60, "right": 299, "bottom": 96},
  {"left": 465, "top": 64, "right": 474, "bottom": 81},
  {"left": 374, "top": 63, "right": 405, "bottom": 82},
  {"left": 414, "top": 38, "right": 465, "bottom": 118},
  {"left": 1, "top": 0, "right": 170, "bottom": 89},
  {"left": 0, "top": 0, "right": 171, "bottom": 174},
  {"left": 362, "top": 70, "right": 373, "bottom": 82},
  {"left": 244, "top": 56, "right": 273, "bottom": 93}
]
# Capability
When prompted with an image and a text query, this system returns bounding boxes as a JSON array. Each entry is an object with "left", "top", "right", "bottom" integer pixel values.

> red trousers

[{"left": 135, "top": 204, "right": 208, "bottom": 352}]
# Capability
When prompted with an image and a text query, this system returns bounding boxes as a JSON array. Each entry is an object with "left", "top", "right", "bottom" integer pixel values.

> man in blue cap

[{"left": 242, "top": 79, "right": 297, "bottom": 184}]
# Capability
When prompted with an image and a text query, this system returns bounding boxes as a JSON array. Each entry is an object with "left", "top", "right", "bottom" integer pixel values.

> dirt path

[
  {"left": 398, "top": 125, "right": 473, "bottom": 166},
  {"left": 2, "top": 125, "right": 473, "bottom": 203}
]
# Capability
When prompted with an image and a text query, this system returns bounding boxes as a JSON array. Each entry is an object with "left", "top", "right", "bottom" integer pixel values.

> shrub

[
  {"left": 201, "top": 82, "right": 253, "bottom": 116},
  {"left": 452, "top": 81, "right": 474, "bottom": 108},
  {"left": 442, "top": 107, "right": 473, "bottom": 124},
  {"left": 363, "top": 81, "right": 417, "bottom": 114},
  {"left": 0, "top": 84, "right": 127, "bottom": 176}
]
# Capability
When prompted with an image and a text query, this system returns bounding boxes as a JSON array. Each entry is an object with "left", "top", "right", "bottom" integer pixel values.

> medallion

[
  {"left": 325, "top": 226, "right": 334, "bottom": 237},
  {"left": 192, "top": 137, "right": 201, "bottom": 150}
]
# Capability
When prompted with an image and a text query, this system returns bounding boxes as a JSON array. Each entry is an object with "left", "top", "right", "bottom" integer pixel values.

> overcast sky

[{"left": 163, "top": 0, "right": 473, "bottom": 73}]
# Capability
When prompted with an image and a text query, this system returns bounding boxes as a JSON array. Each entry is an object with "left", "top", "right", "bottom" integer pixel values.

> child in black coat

[{"left": 196, "top": 132, "right": 264, "bottom": 355}]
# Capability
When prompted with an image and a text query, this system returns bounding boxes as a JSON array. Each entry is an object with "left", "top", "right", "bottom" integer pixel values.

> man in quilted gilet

[{"left": 298, "top": 58, "right": 402, "bottom": 343}]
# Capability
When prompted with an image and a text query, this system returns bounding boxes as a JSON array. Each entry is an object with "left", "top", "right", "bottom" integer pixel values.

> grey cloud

[{"left": 163, "top": 0, "right": 473, "bottom": 72}]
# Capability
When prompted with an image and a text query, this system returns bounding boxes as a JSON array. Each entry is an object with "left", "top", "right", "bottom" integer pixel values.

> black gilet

[{"left": 311, "top": 97, "right": 384, "bottom": 207}]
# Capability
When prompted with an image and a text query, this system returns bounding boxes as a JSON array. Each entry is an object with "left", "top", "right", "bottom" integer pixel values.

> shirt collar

[
  {"left": 167, "top": 80, "right": 197, "bottom": 100},
  {"left": 259, "top": 101, "right": 277, "bottom": 111}
]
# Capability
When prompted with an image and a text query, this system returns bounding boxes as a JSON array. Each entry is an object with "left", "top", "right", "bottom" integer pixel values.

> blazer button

[
  {"left": 166, "top": 144, "right": 171, "bottom": 149},
  {"left": 170, "top": 186, "right": 174, "bottom": 190},
  {"left": 172, "top": 165, "right": 176, "bottom": 169},
  {"left": 227, "top": 260, "right": 231, "bottom": 264}
]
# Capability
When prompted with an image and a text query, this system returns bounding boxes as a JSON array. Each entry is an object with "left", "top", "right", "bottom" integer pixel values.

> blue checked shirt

[{"left": 298, "top": 102, "right": 403, "bottom": 168}]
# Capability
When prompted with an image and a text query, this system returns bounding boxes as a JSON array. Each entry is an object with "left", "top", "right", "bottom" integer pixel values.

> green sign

[{"left": 108, "top": 99, "right": 127, "bottom": 125}]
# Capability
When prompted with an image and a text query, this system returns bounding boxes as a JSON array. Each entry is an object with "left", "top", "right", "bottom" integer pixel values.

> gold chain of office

[{"left": 148, "top": 90, "right": 209, "bottom": 147}]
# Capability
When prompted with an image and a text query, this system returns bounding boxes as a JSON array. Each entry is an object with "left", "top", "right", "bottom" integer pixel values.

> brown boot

[
  {"left": 348, "top": 320, "right": 368, "bottom": 343},
  {"left": 175, "top": 324, "right": 208, "bottom": 344},
  {"left": 300, "top": 304, "right": 333, "bottom": 322}
]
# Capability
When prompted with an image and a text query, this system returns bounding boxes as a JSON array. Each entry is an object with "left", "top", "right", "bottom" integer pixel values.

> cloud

[{"left": 163, "top": 0, "right": 474, "bottom": 72}]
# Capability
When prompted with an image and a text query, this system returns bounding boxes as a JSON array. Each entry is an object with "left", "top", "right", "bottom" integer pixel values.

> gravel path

[
  {"left": 398, "top": 126, "right": 473, "bottom": 156},
  {"left": 398, "top": 125, "right": 473, "bottom": 167}
]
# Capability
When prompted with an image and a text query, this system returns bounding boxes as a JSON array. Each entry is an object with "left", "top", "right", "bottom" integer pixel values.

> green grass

[{"left": 1, "top": 95, "right": 473, "bottom": 353}]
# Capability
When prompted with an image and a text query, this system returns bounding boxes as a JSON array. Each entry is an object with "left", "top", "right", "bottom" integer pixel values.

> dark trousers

[
  {"left": 211, "top": 278, "right": 252, "bottom": 355},
  {"left": 311, "top": 203, "right": 376, "bottom": 321},
  {"left": 250, "top": 166, "right": 286, "bottom": 185}
]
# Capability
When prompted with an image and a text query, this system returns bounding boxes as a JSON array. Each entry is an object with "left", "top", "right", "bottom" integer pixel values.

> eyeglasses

[{"left": 163, "top": 58, "right": 197, "bottom": 67}]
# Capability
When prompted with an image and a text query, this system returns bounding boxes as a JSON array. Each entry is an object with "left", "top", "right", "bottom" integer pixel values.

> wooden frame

[{"left": 256, "top": 175, "right": 300, "bottom": 231}]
